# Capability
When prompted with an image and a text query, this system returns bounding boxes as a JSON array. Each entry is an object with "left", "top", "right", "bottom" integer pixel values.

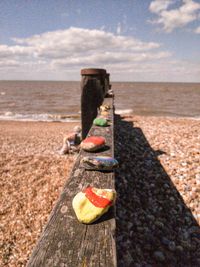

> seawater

[{"left": 0, "top": 81, "right": 200, "bottom": 122}]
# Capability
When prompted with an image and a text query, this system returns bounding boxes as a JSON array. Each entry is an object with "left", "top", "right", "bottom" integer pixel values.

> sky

[{"left": 0, "top": 0, "right": 200, "bottom": 82}]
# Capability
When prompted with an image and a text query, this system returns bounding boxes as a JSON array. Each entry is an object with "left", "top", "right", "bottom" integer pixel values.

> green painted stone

[{"left": 93, "top": 117, "right": 108, "bottom": 127}]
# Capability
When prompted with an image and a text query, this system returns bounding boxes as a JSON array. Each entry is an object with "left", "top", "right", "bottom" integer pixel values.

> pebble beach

[
  {"left": 0, "top": 121, "right": 78, "bottom": 266},
  {"left": 0, "top": 115, "right": 200, "bottom": 266},
  {"left": 115, "top": 115, "right": 200, "bottom": 267}
]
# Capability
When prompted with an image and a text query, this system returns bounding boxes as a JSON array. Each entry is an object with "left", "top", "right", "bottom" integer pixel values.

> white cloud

[
  {"left": 109, "top": 59, "right": 200, "bottom": 82},
  {"left": 149, "top": 0, "right": 200, "bottom": 32},
  {"left": 194, "top": 25, "right": 200, "bottom": 33},
  {"left": 0, "top": 44, "right": 33, "bottom": 58},
  {"left": 116, "top": 23, "right": 122, "bottom": 35},
  {"left": 0, "top": 27, "right": 199, "bottom": 82},
  {"left": 150, "top": 0, "right": 173, "bottom": 14},
  {"left": 1, "top": 27, "right": 163, "bottom": 68},
  {"left": 12, "top": 27, "right": 160, "bottom": 53},
  {"left": 0, "top": 59, "right": 19, "bottom": 69},
  {"left": 116, "top": 15, "right": 128, "bottom": 35},
  {"left": 51, "top": 51, "right": 171, "bottom": 70}
]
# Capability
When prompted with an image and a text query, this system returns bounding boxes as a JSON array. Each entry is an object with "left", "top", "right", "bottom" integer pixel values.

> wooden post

[
  {"left": 26, "top": 84, "right": 117, "bottom": 267},
  {"left": 81, "top": 68, "right": 106, "bottom": 139}
]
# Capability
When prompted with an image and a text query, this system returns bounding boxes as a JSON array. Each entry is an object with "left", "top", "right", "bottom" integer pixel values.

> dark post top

[
  {"left": 81, "top": 68, "right": 107, "bottom": 76},
  {"left": 81, "top": 68, "right": 107, "bottom": 139}
]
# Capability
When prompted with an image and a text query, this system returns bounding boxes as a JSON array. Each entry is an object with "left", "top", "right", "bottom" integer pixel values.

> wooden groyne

[{"left": 27, "top": 68, "right": 117, "bottom": 267}]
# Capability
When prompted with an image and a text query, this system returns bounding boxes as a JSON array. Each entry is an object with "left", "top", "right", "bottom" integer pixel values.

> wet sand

[{"left": 0, "top": 117, "right": 200, "bottom": 266}]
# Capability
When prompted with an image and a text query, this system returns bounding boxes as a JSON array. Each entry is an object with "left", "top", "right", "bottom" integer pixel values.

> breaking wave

[{"left": 0, "top": 112, "right": 80, "bottom": 122}]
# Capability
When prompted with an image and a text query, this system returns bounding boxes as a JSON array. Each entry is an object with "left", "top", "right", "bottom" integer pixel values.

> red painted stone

[
  {"left": 84, "top": 187, "right": 112, "bottom": 208},
  {"left": 83, "top": 136, "right": 105, "bottom": 144},
  {"left": 80, "top": 136, "right": 105, "bottom": 151}
]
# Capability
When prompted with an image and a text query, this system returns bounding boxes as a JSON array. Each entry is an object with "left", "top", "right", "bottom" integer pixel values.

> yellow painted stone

[
  {"left": 100, "top": 111, "right": 109, "bottom": 117},
  {"left": 72, "top": 188, "right": 116, "bottom": 224},
  {"left": 100, "top": 105, "right": 111, "bottom": 112}
]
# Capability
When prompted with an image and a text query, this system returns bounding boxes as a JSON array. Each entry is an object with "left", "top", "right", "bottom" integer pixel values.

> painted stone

[
  {"left": 72, "top": 187, "right": 116, "bottom": 224},
  {"left": 100, "top": 105, "right": 111, "bottom": 112},
  {"left": 100, "top": 111, "right": 109, "bottom": 117},
  {"left": 80, "top": 136, "right": 106, "bottom": 152},
  {"left": 93, "top": 117, "right": 108, "bottom": 127},
  {"left": 81, "top": 156, "right": 118, "bottom": 171}
]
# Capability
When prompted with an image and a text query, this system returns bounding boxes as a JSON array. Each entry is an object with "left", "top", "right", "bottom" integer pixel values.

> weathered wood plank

[{"left": 27, "top": 97, "right": 116, "bottom": 267}]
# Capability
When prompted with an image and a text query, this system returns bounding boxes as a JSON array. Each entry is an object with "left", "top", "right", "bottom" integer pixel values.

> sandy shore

[
  {"left": 0, "top": 116, "right": 200, "bottom": 266},
  {"left": 0, "top": 121, "right": 79, "bottom": 267}
]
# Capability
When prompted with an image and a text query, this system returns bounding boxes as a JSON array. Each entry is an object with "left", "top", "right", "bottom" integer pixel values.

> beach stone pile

[{"left": 114, "top": 115, "right": 200, "bottom": 267}]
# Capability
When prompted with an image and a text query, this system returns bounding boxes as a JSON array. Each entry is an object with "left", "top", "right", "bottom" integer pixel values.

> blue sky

[{"left": 0, "top": 0, "right": 200, "bottom": 82}]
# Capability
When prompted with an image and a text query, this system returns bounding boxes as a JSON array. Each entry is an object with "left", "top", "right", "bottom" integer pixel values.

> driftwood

[{"left": 27, "top": 69, "right": 116, "bottom": 267}]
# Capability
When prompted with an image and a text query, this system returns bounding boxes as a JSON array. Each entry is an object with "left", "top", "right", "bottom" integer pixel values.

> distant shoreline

[
  {"left": 0, "top": 113, "right": 199, "bottom": 124},
  {"left": 1, "top": 81, "right": 200, "bottom": 119},
  {"left": 0, "top": 80, "right": 200, "bottom": 84}
]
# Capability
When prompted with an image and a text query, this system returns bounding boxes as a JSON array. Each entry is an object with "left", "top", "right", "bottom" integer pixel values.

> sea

[{"left": 0, "top": 81, "right": 200, "bottom": 122}]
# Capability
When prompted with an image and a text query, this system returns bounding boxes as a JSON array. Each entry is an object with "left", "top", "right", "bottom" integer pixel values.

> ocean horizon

[{"left": 0, "top": 81, "right": 200, "bottom": 122}]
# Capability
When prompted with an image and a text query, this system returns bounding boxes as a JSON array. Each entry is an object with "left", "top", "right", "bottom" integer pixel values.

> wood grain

[{"left": 27, "top": 97, "right": 117, "bottom": 267}]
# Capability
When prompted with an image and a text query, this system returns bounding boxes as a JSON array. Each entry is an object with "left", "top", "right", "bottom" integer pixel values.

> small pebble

[
  {"left": 153, "top": 251, "right": 165, "bottom": 262},
  {"left": 155, "top": 220, "right": 164, "bottom": 229},
  {"left": 162, "top": 237, "right": 170, "bottom": 246},
  {"left": 176, "top": 245, "right": 184, "bottom": 253},
  {"left": 168, "top": 241, "right": 176, "bottom": 251}
]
